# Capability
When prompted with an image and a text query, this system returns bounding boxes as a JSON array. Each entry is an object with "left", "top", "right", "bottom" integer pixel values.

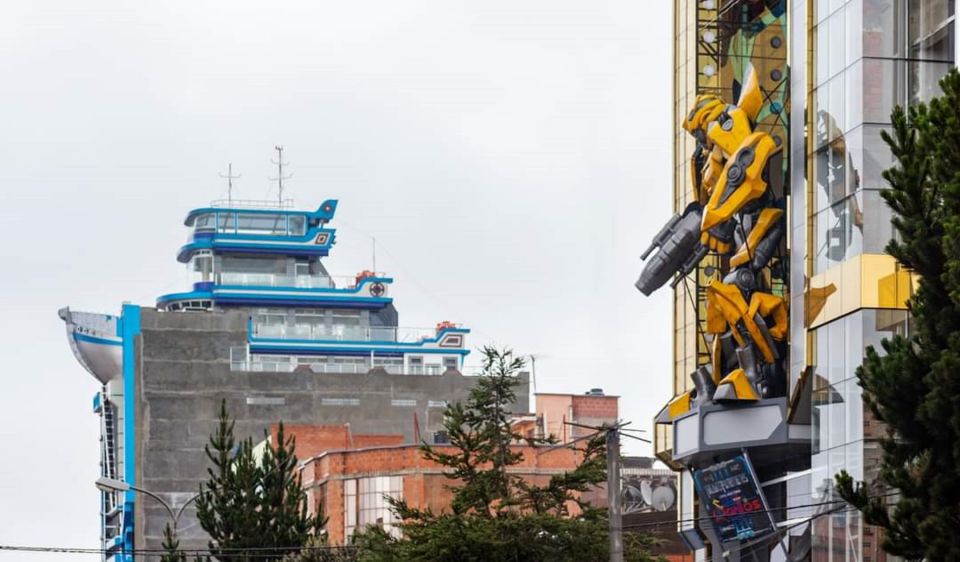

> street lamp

[{"left": 95, "top": 477, "right": 201, "bottom": 535}]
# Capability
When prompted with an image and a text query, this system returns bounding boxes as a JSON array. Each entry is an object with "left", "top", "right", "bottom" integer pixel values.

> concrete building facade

[{"left": 60, "top": 199, "right": 524, "bottom": 560}]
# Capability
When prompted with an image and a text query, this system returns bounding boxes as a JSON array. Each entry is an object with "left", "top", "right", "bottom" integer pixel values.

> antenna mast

[
  {"left": 270, "top": 145, "right": 293, "bottom": 206},
  {"left": 219, "top": 163, "right": 241, "bottom": 204}
]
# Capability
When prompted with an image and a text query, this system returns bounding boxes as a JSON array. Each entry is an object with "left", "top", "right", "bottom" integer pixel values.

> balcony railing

[
  {"left": 210, "top": 198, "right": 296, "bottom": 209},
  {"left": 251, "top": 323, "right": 456, "bottom": 344},
  {"left": 229, "top": 349, "right": 448, "bottom": 375},
  {"left": 216, "top": 272, "right": 388, "bottom": 290}
]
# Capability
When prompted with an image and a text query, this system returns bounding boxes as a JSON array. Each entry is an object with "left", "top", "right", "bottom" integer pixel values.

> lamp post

[{"left": 95, "top": 477, "right": 201, "bottom": 536}]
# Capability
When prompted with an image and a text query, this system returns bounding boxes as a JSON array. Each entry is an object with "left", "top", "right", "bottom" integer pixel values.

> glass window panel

[
  {"left": 817, "top": 0, "right": 831, "bottom": 22},
  {"left": 815, "top": 86, "right": 830, "bottom": 151},
  {"left": 236, "top": 213, "right": 287, "bottom": 234},
  {"left": 844, "top": 312, "right": 864, "bottom": 374},
  {"left": 845, "top": 379, "right": 865, "bottom": 443},
  {"left": 846, "top": 0, "right": 864, "bottom": 65},
  {"left": 829, "top": 11, "right": 847, "bottom": 79},
  {"left": 861, "top": 58, "right": 903, "bottom": 124},
  {"left": 909, "top": 60, "right": 953, "bottom": 104},
  {"left": 828, "top": 320, "right": 845, "bottom": 386},
  {"left": 861, "top": 189, "right": 894, "bottom": 253},
  {"left": 817, "top": 23, "right": 831, "bottom": 86},
  {"left": 846, "top": 125, "right": 895, "bottom": 193},
  {"left": 909, "top": 0, "right": 955, "bottom": 61},
  {"left": 814, "top": 140, "right": 847, "bottom": 210},
  {"left": 828, "top": 74, "right": 846, "bottom": 140},
  {"left": 194, "top": 213, "right": 214, "bottom": 230},
  {"left": 863, "top": 0, "right": 905, "bottom": 58},
  {"left": 845, "top": 60, "right": 863, "bottom": 131},
  {"left": 288, "top": 215, "right": 306, "bottom": 236},
  {"left": 811, "top": 450, "right": 830, "bottom": 498},
  {"left": 217, "top": 213, "right": 235, "bottom": 232}
]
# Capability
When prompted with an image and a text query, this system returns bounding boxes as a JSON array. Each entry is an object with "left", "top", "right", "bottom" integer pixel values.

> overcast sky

[{"left": 0, "top": 1, "right": 672, "bottom": 557}]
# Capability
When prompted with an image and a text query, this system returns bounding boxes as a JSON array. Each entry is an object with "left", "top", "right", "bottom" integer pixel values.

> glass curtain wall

[{"left": 809, "top": 2, "right": 953, "bottom": 562}]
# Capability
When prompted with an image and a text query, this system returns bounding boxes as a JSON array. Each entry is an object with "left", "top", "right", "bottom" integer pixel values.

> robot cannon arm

[{"left": 635, "top": 203, "right": 710, "bottom": 296}]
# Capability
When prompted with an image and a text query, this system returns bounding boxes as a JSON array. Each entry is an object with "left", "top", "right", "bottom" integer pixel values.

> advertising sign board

[{"left": 692, "top": 453, "right": 774, "bottom": 543}]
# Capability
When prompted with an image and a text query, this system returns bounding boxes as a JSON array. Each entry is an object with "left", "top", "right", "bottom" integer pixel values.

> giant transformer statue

[{"left": 637, "top": 65, "right": 788, "bottom": 414}]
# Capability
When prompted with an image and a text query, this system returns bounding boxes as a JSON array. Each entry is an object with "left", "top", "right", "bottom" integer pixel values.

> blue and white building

[{"left": 61, "top": 198, "right": 488, "bottom": 560}]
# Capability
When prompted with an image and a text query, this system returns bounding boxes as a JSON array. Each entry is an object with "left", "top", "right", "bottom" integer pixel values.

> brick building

[
  {"left": 285, "top": 427, "right": 605, "bottom": 545},
  {"left": 513, "top": 389, "right": 619, "bottom": 443},
  {"left": 271, "top": 389, "right": 619, "bottom": 546}
]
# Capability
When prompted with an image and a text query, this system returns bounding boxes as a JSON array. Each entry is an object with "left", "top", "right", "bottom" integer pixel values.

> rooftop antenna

[
  {"left": 219, "top": 163, "right": 241, "bottom": 204},
  {"left": 528, "top": 354, "right": 539, "bottom": 394},
  {"left": 270, "top": 145, "right": 293, "bottom": 206}
]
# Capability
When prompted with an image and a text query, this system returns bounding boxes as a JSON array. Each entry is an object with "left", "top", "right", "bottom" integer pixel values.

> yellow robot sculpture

[{"left": 637, "top": 65, "right": 788, "bottom": 413}]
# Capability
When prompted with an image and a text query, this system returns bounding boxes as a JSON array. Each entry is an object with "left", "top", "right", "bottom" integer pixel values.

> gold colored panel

[{"left": 806, "top": 254, "right": 917, "bottom": 328}]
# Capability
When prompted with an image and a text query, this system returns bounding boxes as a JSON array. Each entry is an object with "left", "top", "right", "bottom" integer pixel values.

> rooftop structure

[{"left": 60, "top": 198, "right": 498, "bottom": 561}]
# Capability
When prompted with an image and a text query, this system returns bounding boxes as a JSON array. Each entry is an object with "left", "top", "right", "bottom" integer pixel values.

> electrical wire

[
  {"left": 0, "top": 493, "right": 900, "bottom": 557},
  {"left": 620, "top": 491, "right": 900, "bottom": 533}
]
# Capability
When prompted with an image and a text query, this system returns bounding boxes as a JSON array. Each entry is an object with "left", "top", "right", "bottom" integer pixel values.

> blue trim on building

[
  {"left": 93, "top": 392, "right": 102, "bottom": 414},
  {"left": 177, "top": 235, "right": 335, "bottom": 263},
  {"left": 249, "top": 344, "right": 470, "bottom": 356},
  {"left": 157, "top": 287, "right": 394, "bottom": 310},
  {"left": 213, "top": 276, "right": 394, "bottom": 293},
  {"left": 184, "top": 200, "right": 338, "bottom": 226},
  {"left": 119, "top": 304, "right": 141, "bottom": 562},
  {"left": 74, "top": 332, "right": 123, "bottom": 347}
]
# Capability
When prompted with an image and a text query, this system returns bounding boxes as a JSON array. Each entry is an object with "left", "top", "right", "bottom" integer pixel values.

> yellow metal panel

[{"left": 806, "top": 254, "right": 917, "bottom": 329}]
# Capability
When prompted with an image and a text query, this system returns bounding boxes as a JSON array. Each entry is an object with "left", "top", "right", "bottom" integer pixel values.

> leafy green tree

[
  {"left": 836, "top": 69, "right": 960, "bottom": 562},
  {"left": 195, "top": 400, "right": 326, "bottom": 561},
  {"left": 354, "top": 346, "right": 660, "bottom": 562}
]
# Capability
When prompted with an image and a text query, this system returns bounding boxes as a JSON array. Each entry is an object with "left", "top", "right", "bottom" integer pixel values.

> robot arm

[{"left": 635, "top": 203, "right": 709, "bottom": 296}]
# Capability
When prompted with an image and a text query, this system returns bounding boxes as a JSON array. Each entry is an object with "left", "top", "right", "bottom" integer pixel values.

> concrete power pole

[{"left": 607, "top": 428, "right": 623, "bottom": 562}]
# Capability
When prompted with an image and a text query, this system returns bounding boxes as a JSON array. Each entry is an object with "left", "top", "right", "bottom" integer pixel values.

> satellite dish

[
  {"left": 640, "top": 480, "right": 654, "bottom": 505},
  {"left": 624, "top": 484, "right": 644, "bottom": 501},
  {"left": 652, "top": 486, "right": 676, "bottom": 511}
]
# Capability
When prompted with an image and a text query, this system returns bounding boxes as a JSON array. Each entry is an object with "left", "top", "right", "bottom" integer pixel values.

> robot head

[{"left": 683, "top": 95, "right": 725, "bottom": 141}]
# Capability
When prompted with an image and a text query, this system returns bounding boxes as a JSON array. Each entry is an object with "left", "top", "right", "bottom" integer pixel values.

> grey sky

[{"left": 0, "top": 1, "right": 672, "bottom": 556}]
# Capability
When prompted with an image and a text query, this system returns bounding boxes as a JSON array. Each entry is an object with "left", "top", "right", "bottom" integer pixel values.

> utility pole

[
  {"left": 606, "top": 427, "right": 623, "bottom": 562},
  {"left": 219, "top": 163, "right": 241, "bottom": 203},
  {"left": 270, "top": 145, "right": 292, "bottom": 206}
]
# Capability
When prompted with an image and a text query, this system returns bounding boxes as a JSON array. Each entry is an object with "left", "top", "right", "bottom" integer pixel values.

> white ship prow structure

[{"left": 59, "top": 307, "right": 123, "bottom": 384}]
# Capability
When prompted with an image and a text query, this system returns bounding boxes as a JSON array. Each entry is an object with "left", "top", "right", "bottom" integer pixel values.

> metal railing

[
  {"left": 251, "top": 323, "right": 456, "bottom": 343},
  {"left": 216, "top": 273, "right": 388, "bottom": 290},
  {"left": 210, "top": 198, "right": 296, "bottom": 209},
  {"left": 229, "top": 351, "right": 447, "bottom": 376}
]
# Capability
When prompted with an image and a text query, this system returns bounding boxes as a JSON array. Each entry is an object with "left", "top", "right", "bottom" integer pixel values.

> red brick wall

[
  {"left": 571, "top": 395, "right": 619, "bottom": 420},
  {"left": 302, "top": 443, "right": 602, "bottom": 544}
]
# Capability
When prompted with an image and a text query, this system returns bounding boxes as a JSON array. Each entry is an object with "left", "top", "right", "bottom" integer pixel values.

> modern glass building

[{"left": 652, "top": 1, "right": 955, "bottom": 561}]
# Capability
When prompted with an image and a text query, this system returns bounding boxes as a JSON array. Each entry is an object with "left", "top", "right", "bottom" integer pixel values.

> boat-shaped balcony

[
  {"left": 177, "top": 201, "right": 338, "bottom": 262},
  {"left": 248, "top": 321, "right": 469, "bottom": 357},
  {"left": 157, "top": 273, "right": 393, "bottom": 311}
]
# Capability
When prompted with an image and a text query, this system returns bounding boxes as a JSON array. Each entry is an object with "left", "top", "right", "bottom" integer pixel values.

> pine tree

[
  {"left": 160, "top": 522, "right": 187, "bottom": 562},
  {"left": 353, "top": 346, "right": 660, "bottom": 562},
  {"left": 836, "top": 69, "right": 960, "bottom": 562},
  {"left": 195, "top": 400, "right": 327, "bottom": 561}
]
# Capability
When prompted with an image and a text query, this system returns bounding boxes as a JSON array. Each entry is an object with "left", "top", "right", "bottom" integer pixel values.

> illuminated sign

[{"left": 692, "top": 454, "right": 774, "bottom": 543}]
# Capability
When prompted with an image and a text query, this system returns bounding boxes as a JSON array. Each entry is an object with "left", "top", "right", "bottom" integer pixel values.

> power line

[
  {"left": 0, "top": 493, "right": 899, "bottom": 557},
  {"left": 620, "top": 491, "right": 900, "bottom": 533}
]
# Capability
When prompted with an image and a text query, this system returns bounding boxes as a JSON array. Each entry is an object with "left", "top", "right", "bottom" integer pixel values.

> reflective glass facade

[
  {"left": 667, "top": 0, "right": 954, "bottom": 560},
  {"left": 801, "top": 2, "right": 952, "bottom": 562}
]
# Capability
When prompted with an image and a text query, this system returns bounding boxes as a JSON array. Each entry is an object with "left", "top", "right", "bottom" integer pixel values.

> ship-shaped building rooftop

[{"left": 60, "top": 197, "right": 500, "bottom": 560}]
